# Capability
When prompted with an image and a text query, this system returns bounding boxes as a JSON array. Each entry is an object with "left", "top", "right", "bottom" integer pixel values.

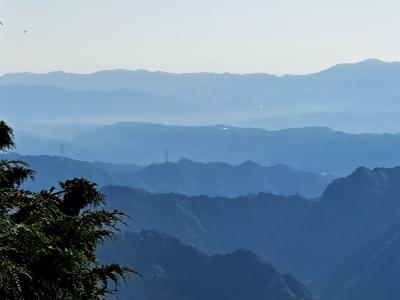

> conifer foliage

[{"left": 0, "top": 121, "right": 135, "bottom": 299}]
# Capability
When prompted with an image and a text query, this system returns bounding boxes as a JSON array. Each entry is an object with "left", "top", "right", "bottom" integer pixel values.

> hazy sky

[{"left": 1, "top": 0, "right": 400, "bottom": 75}]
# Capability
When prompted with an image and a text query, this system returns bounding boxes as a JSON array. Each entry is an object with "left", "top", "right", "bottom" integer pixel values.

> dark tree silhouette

[{"left": 0, "top": 121, "right": 136, "bottom": 299}]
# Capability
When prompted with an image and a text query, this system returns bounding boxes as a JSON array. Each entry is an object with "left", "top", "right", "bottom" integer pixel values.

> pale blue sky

[{"left": 1, "top": 0, "right": 400, "bottom": 74}]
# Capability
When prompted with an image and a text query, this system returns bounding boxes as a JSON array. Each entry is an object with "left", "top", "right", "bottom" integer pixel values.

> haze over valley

[
  {"left": 4, "top": 59, "right": 400, "bottom": 299},
  {"left": 3, "top": 1, "right": 400, "bottom": 299},
  {"left": 3, "top": 59, "right": 400, "bottom": 133}
]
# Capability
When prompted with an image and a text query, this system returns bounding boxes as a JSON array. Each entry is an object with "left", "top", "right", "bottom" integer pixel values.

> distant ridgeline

[
  {"left": 3, "top": 59, "right": 400, "bottom": 133},
  {"left": 11, "top": 122, "right": 400, "bottom": 175},
  {"left": 101, "top": 166, "right": 400, "bottom": 300},
  {"left": 5, "top": 60, "right": 400, "bottom": 299},
  {"left": 1, "top": 152, "right": 334, "bottom": 198}
]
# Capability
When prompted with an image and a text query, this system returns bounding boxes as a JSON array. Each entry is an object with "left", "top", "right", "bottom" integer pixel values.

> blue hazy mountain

[
  {"left": 0, "top": 85, "right": 180, "bottom": 124},
  {"left": 129, "top": 159, "right": 333, "bottom": 198},
  {"left": 1, "top": 152, "right": 142, "bottom": 190},
  {"left": 32, "top": 122, "right": 400, "bottom": 175},
  {"left": 100, "top": 165, "right": 400, "bottom": 296},
  {"left": 101, "top": 186, "right": 314, "bottom": 275},
  {"left": 99, "top": 231, "right": 315, "bottom": 300},
  {"left": 1, "top": 153, "right": 331, "bottom": 198},
  {"left": 319, "top": 221, "right": 400, "bottom": 300},
  {"left": 2, "top": 59, "right": 400, "bottom": 132}
]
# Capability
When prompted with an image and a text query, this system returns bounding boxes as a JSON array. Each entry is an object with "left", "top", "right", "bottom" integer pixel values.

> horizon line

[{"left": 1, "top": 58, "right": 397, "bottom": 78}]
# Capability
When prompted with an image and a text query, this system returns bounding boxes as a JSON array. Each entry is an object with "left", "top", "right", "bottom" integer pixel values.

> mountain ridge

[
  {"left": 100, "top": 164, "right": 400, "bottom": 287},
  {"left": 3, "top": 58, "right": 400, "bottom": 132},
  {"left": 0, "top": 58, "right": 393, "bottom": 81},
  {"left": 66, "top": 122, "right": 400, "bottom": 174},
  {"left": 99, "top": 230, "right": 315, "bottom": 300},
  {"left": 2, "top": 152, "right": 332, "bottom": 198}
]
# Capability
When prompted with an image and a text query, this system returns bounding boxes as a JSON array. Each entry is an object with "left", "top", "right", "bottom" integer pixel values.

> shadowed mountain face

[
  {"left": 99, "top": 231, "right": 315, "bottom": 300},
  {"left": 1, "top": 153, "right": 333, "bottom": 198},
  {"left": 100, "top": 165, "right": 400, "bottom": 297},
  {"left": 13, "top": 122, "right": 400, "bottom": 175},
  {"left": 319, "top": 221, "right": 400, "bottom": 300},
  {"left": 275, "top": 166, "right": 400, "bottom": 280},
  {"left": 101, "top": 186, "right": 312, "bottom": 267},
  {"left": 2, "top": 59, "right": 400, "bottom": 132}
]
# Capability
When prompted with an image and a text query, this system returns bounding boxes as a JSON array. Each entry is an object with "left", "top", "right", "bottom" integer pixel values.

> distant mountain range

[
  {"left": 2, "top": 59, "right": 400, "bottom": 132},
  {"left": 99, "top": 231, "right": 315, "bottom": 300},
  {"left": 101, "top": 165, "right": 400, "bottom": 299},
  {"left": 132, "top": 159, "right": 333, "bottom": 198},
  {"left": 2, "top": 152, "right": 142, "bottom": 190},
  {"left": 2, "top": 153, "right": 332, "bottom": 198},
  {"left": 13, "top": 122, "right": 400, "bottom": 174},
  {"left": 5, "top": 59, "right": 400, "bottom": 299}
]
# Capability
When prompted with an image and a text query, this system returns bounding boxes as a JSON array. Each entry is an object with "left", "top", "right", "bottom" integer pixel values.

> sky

[{"left": 1, "top": 0, "right": 400, "bottom": 75}]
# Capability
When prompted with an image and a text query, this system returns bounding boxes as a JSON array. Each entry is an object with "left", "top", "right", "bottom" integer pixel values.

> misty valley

[
  {"left": 3, "top": 108, "right": 400, "bottom": 298},
  {"left": 2, "top": 11, "right": 400, "bottom": 297}
]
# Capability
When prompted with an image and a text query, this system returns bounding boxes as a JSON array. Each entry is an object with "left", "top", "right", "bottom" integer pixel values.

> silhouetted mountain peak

[
  {"left": 238, "top": 160, "right": 261, "bottom": 169},
  {"left": 322, "top": 167, "right": 393, "bottom": 205},
  {"left": 317, "top": 58, "right": 400, "bottom": 79},
  {"left": 325, "top": 58, "right": 386, "bottom": 71},
  {"left": 359, "top": 58, "right": 386, "bottom": 64}
]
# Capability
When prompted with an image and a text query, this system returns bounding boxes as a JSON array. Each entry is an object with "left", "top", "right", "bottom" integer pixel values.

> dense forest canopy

[{"left": 0, "top": 121, "right": 134, "bottom": 299}]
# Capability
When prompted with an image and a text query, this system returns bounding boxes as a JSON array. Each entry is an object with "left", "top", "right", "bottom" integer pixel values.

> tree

[{"left": 0, "top": 121, "right": 136, "bottom": 299}]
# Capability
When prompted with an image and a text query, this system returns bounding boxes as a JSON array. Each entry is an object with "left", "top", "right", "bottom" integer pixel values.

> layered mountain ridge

[
  {"left": 99, "top": 231, "right": 315, "bottom": 300},
  {"left": 12, "top": 122, "right": 400, "bottom": 174},
  {"left": 1, "top": 152, "right": 332, "bottom": 198},
  {"left": 3, "top": 59, "right": 400, "bottom": 132},
  {"left": 100, "top": 165, "right": 400, "bottom": 299}
]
